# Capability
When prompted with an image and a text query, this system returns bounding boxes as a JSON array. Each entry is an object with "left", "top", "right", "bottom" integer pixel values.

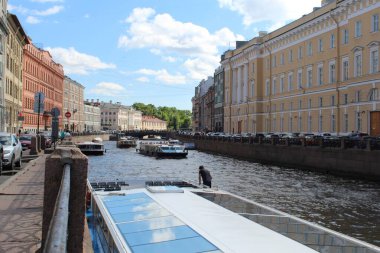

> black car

[{"left": 0, "top": 143, "right": 3, "bottom": 175}]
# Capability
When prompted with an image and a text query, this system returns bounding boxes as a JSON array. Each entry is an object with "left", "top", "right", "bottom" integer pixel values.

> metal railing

[{"left": 43, "top": 164, "right": 71, "bottom": 253}]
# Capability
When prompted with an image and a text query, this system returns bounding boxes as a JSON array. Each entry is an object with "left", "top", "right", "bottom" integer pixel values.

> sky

[{"left": 8, "top": 0, "right": 321, "bottom": 110}]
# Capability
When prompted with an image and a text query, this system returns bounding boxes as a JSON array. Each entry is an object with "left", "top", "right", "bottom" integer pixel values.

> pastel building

[
  {"left": 99, "top": 101, "right": 142, "bottom": 131},
  {"left": 84, "top": 99, "right": 101, "bottom": 132},
  {"left": 142, "top": 116, "right": 167, "bottom": 131},
  {"left": 22, "top": 42, "right": 64, "bottom": 133},
  {"left": 63, "top": 76, "right": 85, "bottom": 132},
  {"left": 0, "top": 0, "right": 8, "bottom": 131},
  {"left": 222, "top": 0, "right": 380, "bottom": 136}
]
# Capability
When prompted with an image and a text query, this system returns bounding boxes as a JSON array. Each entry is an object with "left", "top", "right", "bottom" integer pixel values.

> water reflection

[{"left": 90, "top": 141, "right": 380, "bottom": 246}]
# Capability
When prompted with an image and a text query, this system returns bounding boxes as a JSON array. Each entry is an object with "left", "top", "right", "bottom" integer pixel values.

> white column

[
  {"left": 244, "top": 63, "right": 248, "bottom": 101},
  {"left": 237, "top": 66, "right": 242, "bottom": 103}
]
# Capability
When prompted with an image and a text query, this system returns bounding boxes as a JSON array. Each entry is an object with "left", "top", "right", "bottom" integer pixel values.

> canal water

[{"left": 88, "top": 141, "right": 380, "bottom": 246}]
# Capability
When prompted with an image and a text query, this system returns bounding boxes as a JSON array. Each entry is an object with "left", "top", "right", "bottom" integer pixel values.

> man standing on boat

[{"left": 199, "top": 165, "right": 212, "bottom": 188}]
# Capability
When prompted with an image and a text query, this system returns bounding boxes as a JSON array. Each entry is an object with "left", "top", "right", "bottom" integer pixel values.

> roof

[{"left": 94, "top": 187, "right": 317, "bottom": 253}]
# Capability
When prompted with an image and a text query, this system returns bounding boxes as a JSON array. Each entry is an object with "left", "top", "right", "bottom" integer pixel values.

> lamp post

[{"left": 72, "top": 109, "right": 77, "bottom": 131}]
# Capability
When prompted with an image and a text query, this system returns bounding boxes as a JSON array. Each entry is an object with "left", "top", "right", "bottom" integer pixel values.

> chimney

[
  {"left": 259, "top": 31, "right": 268, "bottom": 37},
  {"left": 91, "top": 99, "right": 94, "bottom": 102}
]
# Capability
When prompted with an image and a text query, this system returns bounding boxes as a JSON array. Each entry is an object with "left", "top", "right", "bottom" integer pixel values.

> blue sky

[{"left": 8, "top": 0, "right": 320, "bottom": 110}]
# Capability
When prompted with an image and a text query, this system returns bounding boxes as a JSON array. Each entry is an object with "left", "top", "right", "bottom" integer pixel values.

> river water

[{"left": 88, "top": 141, "right": 380, "bottom": 246}]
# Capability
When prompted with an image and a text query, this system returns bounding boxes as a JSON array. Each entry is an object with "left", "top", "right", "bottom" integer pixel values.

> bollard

[
  {"left": 41, "top": 135, "right": 46, "bottom": 150},
  {"left": 30, "top": 136, "right": 38, "bottom": 155},
  {"left": 37, "top": 134, "right": 41, "bottom": 152}
]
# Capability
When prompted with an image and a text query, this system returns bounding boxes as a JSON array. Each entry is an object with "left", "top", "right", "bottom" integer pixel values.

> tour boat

[
  {"left": 117, "top": 137, "right": 137, "bottom": 148},
  {"left": 86, "top": 180, "right": 380, "bottom": 253},
  {"left": 76, "top": 141, "right": 105, "bottom": 155},
  {"left": 137, "top": 139, "right": 188, "bottom": 158}
]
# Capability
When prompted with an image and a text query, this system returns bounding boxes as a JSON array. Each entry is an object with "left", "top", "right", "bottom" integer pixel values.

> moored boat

[
  {"left": 86, "top": 179, "right": 380, "bottom": 253},
  {"left": 77, "top": 141, "right": 105, "bottom": 155},
  {"left": 117, "top": 137, "right": 137, "bottom": 148}
]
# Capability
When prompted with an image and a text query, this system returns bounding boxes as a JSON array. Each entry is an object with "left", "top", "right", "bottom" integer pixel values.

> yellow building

[
  {"left": 142, "top": 116, "right": 167, "bottom": 131},
  {"left": 222, "top": 0, "right": 380, "bottom": 136},
  {"left": 5, "top": 13, "right": 28, "bottom": 133}
]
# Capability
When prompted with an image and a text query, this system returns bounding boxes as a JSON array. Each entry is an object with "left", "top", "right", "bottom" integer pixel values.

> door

[{"left": 370, "top": 111, "right": 380, "bottom": 136}]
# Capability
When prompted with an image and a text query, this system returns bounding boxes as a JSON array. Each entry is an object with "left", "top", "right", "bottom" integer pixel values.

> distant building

[
  {"left": 22, "top": 42, "right": 64, "bottom": 133},
  {"left": 63, "top": 76, "right": 85, "bottom": 132},
  {"left": 142, "top": 116, "right": 167, "bottom": 130},
  {"left": 214, "top": 66, "right": 224, "bottom": 132},
  {"left": 99, "top": 101, "right": 142, "bottom": 130},
  {"left": 84, "top": 99, "right": 101, "bottom": 132},
  {"left": 0, "top": 0, "right": 9, "bottom": 131},
  {"left": 192, "top": 76, "right": 214, "bottom": 132},
  {"left": 5, "top": 13, "right": 28, "bottom": 133}
]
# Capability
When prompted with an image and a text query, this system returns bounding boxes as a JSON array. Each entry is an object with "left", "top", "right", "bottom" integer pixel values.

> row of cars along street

[
  {"left": 0, "top": 132, "right": 22, "bottom": 174},
  {"left": 181, "top": 131, "right": 380, "bottom": 149}
]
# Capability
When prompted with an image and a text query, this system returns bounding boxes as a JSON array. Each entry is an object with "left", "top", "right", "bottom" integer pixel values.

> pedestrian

[{"left": 198, "top": 165, "right": 212, "bottom": 188}]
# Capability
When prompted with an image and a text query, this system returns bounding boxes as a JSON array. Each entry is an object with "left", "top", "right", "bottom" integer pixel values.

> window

[
  {"left": 297, "top": 69, "right": 302, "bottom": 89},
  {"left": 355, "top": 21, "right": 362, "bottom": 37},
  {"left": 356, "top": 111, "right": 362, "bottom": 131},
  {"left": 330, "top": 33, "right": 335, "bottom": 48},
  {"left": 298, "top": 46, "right": 303, "bottom": 59},
  {"left": 307, "top": 42, "right": 313, "bottom": 56},
  {"left": 272, "top": 78, "right": 277, "bottom": 95},
  {"left": 344, "top": 94, "right": 348, "bottom": 104},
  {"left": 288, "top": 73, "right": 293, "bottom": 91},
  {"left": 343, "top": 29, "right": 349, "bottom": 44},
  {"left": 369, "top": 88, "right": 378, "bottom": 101},
  {"left": 342, "top": 57, "right": 349, "bottom": 81},
  {"left": 289, "top": 49, "right": 293, "bottom": 62},
  {"left": 344, "top": 114, "right": 348, "bottom": 132},
  {"left": 356, "top": 90, "right": 361, "bottom": 102},
  {"left": 331, "top": 115, "right": 336, "bottom": 132},
  {"left": 280, "top": 53, "right": 284, "bottom": 65},
  {"left": 250, "top": 80, "right": 255, "bottom": 97},
  {"left": 290, "top": 102, "right": 293, "bottom": 111},
  {"left": 319, "top": 97, "right": 323, "bottom": 107},
  {"left": 307, "top": 67, "right": 312, "bottom": 88},
  {"left": 319, "top": 115, "right": 323, "bottom": 132},
  {"left": 370, "top": 48, "right": 379, "bottom": 74},
  {"left": 308, "top": 98, "right": 312, "bottom": 109},
  {"left": 329, "top": 61, "right": 336, "bottom": 83},
  {"left": 372, "top": 14, "right": 379, "bottom": 32},
  {"left": 265, "top": 80, "right": 270, "bottom": 96},
  {"left": 273, "top": 55, "right": 277, "bottom": 67},
  {"left": 280, "top": 76, "right": 284, "bottom": 93},
  {"left": 298, "top": 116, "right": 302, "bottom": 132},
  {"left": 354, "top": 51, "right": 362, "bottom": 77},
  {"left": 318, "top": 38, "right": 323, "bottom": 52},
  {"left": 331, "top": 95, "right": 335, "bottom": 106},
  {"left": 308, "top": 115, "right": 312, "bottom": 133},
  {"left": 299, "top": 99, "right": 302, "bottom": 109},
  {"left": 317, "top": 65, "right": 323, "bottom": 85}
]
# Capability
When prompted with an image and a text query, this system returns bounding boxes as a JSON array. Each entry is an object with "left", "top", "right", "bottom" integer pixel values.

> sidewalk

[{"left": 0, "top": 155, "right": 47, "bottom": 253}]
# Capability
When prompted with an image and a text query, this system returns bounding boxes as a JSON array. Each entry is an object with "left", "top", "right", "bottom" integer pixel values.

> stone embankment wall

[{"left": 179, "top": 137, "right": 379, "bottom": 181}]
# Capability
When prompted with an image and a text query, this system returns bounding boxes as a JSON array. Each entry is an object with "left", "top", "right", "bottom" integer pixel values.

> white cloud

[
  {"left": 33, "top": 5, "right": 64, "bottom": 16},
  {"left": 7, "top": 4, "right": 29, "bottom": 14},
  {"left": 136, "top": 68, "right": 187, "bottom": 85},
  {"left": 136, "top": 77, "right": 149, "bottom": 83},
  {"left": 90, "top": 82, "right": 126, "bottom": 97},
  {"left": 118, "top": 7, "right": 244, "bottom": 82},
  {"left": 162, "top": 56, "right": 177, "bottom": 63},
  {"left": 218, "top": 0, "right": 321, "bottom": 28},
  {"left": 45, "top": 47, "right": 116, "bottom": 75},
  {"left": 26, "top": 16, "right": 41, "bottom": 24}
]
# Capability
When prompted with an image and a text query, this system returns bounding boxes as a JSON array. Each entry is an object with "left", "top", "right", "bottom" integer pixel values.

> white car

[{"left": 0, "top": 132, "right": 22, "bottom": 170}]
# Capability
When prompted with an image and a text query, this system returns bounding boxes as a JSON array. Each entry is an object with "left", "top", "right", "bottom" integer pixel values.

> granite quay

[{"left": 178, "top": 134, "right": 380, "bottom": 180}]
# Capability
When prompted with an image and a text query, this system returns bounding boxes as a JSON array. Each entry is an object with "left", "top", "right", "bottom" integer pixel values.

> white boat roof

[{"left": 94, "top": 186, "right": 317, "bottom": 253}]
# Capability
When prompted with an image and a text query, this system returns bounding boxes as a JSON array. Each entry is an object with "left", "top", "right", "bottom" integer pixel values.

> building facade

[
  {"left": 0, "top": 0, "right": 8, "bottom": 131},
  {"left": 22, "top": 42, "right": 64, "bottom": 133},
  {"left": 63, "top": 76, "right": 85, "bottom": 132},
  {"left": 5, "top": 13, "right": 27, "bottom": 133},
  {"left": 84, "top": 99, "right": 101, "bottom": 132},
  {"left": 142, "top": 116, "right": 167, "bottom": 130},
  {"left": 222, "top": 0, "right": 380, "bottom": 136},
  {"left": 214, "top": 66, "right": 224, "bottom": 132},
  {"left": 192, "top": 76, "right": 214, "bottom": 132},
  {"left": 99, "top": 101, "right": 142, "bottom": 131}
]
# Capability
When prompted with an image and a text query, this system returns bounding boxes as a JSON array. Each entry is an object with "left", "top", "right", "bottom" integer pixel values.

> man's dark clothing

[{"left": 199, "top": 169, "right": 212, "bottom": 187}]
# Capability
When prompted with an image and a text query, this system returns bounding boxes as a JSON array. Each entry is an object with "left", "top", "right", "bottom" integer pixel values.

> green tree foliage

[{"left": 132, "top": 103, "right": 192, "bottom": 130}]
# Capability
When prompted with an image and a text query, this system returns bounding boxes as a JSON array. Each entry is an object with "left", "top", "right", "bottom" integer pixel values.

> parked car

[
  {"left": 0, "top": 132, "right": 22, "bottom": 170},
  {"left": 19, "top": 134, "right": 34, "bottom": 150},
  {"left": 0, "top": 143, "right": 3, "bottom": 175}
]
